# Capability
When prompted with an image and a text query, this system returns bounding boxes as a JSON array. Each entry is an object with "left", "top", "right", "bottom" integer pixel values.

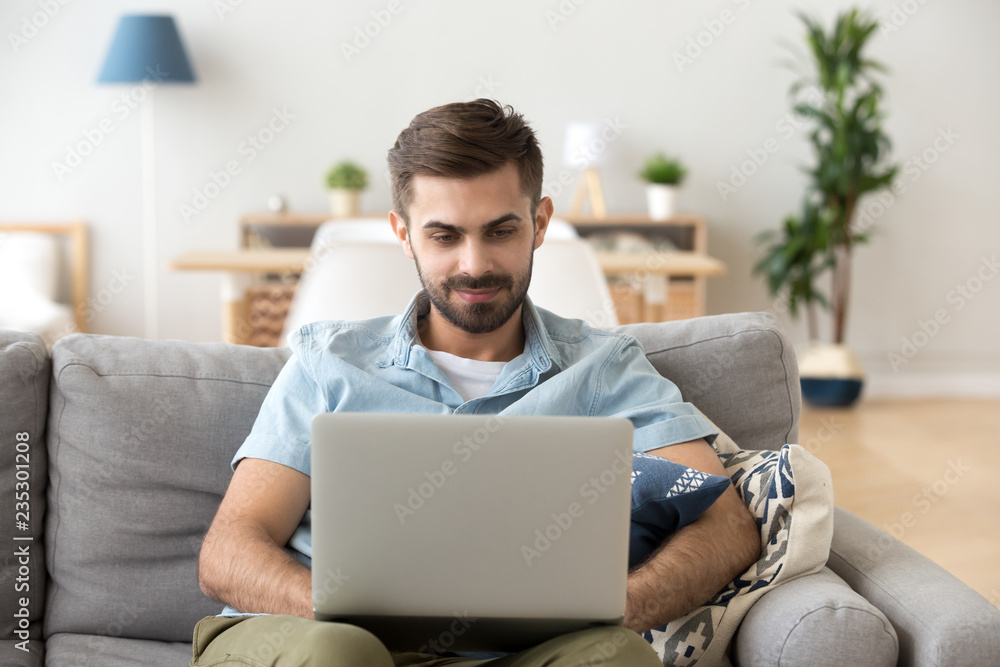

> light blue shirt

[{"left": 218, "top": 289, "right": 719, "bottom": 655}]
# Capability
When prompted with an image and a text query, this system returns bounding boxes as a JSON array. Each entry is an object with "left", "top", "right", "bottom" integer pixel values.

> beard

[{"left": 414, "top": 252, "right": 533, "bottom": 335}]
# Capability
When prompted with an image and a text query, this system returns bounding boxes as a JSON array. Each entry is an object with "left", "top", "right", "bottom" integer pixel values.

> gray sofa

[{"left": 2, "top": 312, "right": 998, "bottom": 666}]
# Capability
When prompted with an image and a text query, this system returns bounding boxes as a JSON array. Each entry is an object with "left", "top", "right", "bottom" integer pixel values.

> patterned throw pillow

[
  {"left": 641, "top": 416, "right": 834, "bottom": 666},
  {"left": 629, "top": 452, "right": 731, "bottom": 570}
]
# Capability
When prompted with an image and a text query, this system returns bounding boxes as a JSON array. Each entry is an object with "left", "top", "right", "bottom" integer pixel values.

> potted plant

[
  {"left": 639, "top": 153, "right": 686, "bottom": 220},
  {"left": 325, "top": 161, "right": 368, "bottom": 216},
  {"left": 754, "top": 8, "right": 897, "bottom": 408}
]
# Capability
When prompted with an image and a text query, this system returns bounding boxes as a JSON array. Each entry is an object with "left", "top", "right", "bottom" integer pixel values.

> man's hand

[
  {"left": 623, "top": 438, "right": 760, "bottom": 634},
  {"left": 198, "top": 457, "right": 314, "bottom": 618}
]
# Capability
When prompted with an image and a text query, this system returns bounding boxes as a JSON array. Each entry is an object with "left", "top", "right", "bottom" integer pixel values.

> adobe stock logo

[
  {"left": 863, "top": 459, "right": 971, "bottom": 563},
  {"left": 51, "top": 65, "right": 168, "bottom": 183},
  {"left": 887, "top": 254, "right": 998, "bottom": 371},
  {"left": 392, "top": 415, "right": 507, "bottom": 525},
  {"left": 520, "top": 450, "right": 630, "bottom": 567},
  {"left": 179, "top": 107, "right": 295, "bottom": 223},
  {"left": 7, "top": 0, "right": 71, "bottom": 55},
  {"left": 673, "top": 0, "right": 754, "bottom": 73},
  {"left": 339, "top": 1, "right": 404, "bottom": 63}
]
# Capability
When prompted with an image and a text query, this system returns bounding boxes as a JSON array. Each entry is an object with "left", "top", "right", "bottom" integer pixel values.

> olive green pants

[{"left": 189, "top": 614, "right": 662, "bottom": 666}]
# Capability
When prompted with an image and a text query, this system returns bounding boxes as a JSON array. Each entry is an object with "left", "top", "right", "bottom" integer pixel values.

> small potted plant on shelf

[
  {"left": 753, "top": 8, "right": 897, "bottom": 408},
  {"left": 325, "top": 161, "right": 368, "bottom": 216},
  {"left": 639, "top": 153, "right": 686, "bottom": 220}
]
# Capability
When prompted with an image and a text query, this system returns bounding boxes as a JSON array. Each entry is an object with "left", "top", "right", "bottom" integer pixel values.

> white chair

[
  {"left": 281, "top": 217, "right": 617, "bottom": 342},
  {"left": 281, "top": 220, "right": 419, "bottom": 341},
  {"left": 281, "top": 242, "right": 422, "bottom": 341},
  {"left": 0, "top": 224, "right": 87, "bottom": 348},
  {"left": 528, "top": 238, "right": 619, "bottom": 328},
  {"left": 309, "top": 218, "right": 400, "bottom": 247}
]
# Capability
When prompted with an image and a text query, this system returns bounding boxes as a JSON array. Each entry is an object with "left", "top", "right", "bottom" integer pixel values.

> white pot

[
  {"left": 797, "top": 342, "right": 865, "bottom": 407},
  {"left": 646, "top": 184, "right": 677, "bottom": 221},
  {"left": 329, "top": 189, "right": 361, "bottom": 217}
]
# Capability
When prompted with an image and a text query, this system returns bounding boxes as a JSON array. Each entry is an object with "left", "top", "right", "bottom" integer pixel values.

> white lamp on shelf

[
  {"left": 97, "top": 14, "right": 196, "bottom": 339},
  {"left": 563, "top": 121, "right": 608, "bottom": 219}
]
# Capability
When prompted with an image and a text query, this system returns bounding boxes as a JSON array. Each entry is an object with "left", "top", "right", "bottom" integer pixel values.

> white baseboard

[{"left": 862, "top": 372, "right": 1000, "bottom": 399}]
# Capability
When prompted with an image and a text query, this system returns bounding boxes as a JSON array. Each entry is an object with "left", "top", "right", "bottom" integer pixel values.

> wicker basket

[
  {"left": 661, "top": 279, "right": 700, "bottom": 321},
  {"left": 608, "top": 277, "right": 699, "bottom": 324},
  {"left": 246, "top": 282, "right": 296, "bottom": 347}
]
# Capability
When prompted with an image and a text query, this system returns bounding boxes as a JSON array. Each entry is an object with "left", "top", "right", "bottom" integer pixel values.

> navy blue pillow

[{"left": 629, "top": 452, "right": 731, "bottom": 570}]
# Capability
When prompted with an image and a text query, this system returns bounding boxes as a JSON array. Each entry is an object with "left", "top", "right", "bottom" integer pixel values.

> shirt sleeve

[
  {"left": 230, "top": 351, "right": 328, "bottom": 476},
  {"left": 597, "top": 336, "right": 719, "bottom": 453}
]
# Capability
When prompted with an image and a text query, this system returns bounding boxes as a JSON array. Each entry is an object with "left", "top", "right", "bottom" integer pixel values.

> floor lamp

[{"left": 98, "top": 15, "right": 196, "bottom": 339}]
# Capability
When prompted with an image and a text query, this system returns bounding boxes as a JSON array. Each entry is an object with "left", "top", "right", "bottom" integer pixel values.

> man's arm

[
  {"left": 623, "top": 438, "right": 760, "bottom": 634},
  {"left": 198, "top": 457, "right": 314, "bottom": 619}
]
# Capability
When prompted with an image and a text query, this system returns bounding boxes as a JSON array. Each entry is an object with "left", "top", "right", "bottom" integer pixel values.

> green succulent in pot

[
  {"left": 326, "top": 161, "right": 368, "bottom": 191},
  {"left": 325, "top": 161, "right": 368, "bottom": 216},
  {"left": 640, "top": 153, "right": 687, "bottom": 220},
  {"left": 639, "top": 154, "right": 687, "bottom": 186}
]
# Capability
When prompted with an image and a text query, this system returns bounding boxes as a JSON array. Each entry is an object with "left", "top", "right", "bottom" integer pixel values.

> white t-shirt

[{"left": 421, "top": 345, "right": 508, "bottom": 403}]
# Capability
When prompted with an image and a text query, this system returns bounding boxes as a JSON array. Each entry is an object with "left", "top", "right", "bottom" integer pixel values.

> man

[{"left": 194, "top": 99, "right": 760, "bottom": 666}]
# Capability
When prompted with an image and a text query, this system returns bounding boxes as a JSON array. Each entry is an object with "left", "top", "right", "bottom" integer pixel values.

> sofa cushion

[
  {"left": 629, "top": 453, "right": 730, "bottom": 570},
  {"left": 0, "top": 331, "right": 49, "bottom": 659},
  {"left": 616, "top": 312, "right": 800, "bottom": 451},
  {"left": 45, "top": 334, "right": 291, "bottom": 643},
  {"left": 733, "top": 566, "right": 898, "bottom": 666}
]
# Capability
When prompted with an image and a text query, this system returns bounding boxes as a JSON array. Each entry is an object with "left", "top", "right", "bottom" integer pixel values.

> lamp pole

[{"left": 142, "top": 86, "right": 158, "bottom": 338}]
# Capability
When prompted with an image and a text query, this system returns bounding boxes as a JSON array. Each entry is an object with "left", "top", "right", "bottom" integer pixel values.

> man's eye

[
  {"left": 432, "top": 235, "right": 456, "bottom": 243},
  {"left": 492, "top": 229, "right": 513, "bottom": 238}
]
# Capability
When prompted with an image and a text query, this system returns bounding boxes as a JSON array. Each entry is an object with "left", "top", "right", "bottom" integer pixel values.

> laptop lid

[{"left": 310, "top": 412, "right": 634, "bottom": 653}]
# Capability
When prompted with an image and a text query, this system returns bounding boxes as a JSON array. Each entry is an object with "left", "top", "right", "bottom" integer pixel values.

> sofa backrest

[
  {"left": 616, "top": 311, "right": 801, "bottom": 450},
  {"left": 44, "top": 335, "right": 290, "bottom": 643},
  {"left": 9, "top": 309, "right": 799, "bottom": 645}
]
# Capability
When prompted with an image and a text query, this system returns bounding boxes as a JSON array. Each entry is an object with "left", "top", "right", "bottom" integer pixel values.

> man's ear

[
  {"left": 533, "top": 196, "right": 555, "bottom": 250},
  {"left": 389, "top": 211, "right": 415, "bottom": 260}
]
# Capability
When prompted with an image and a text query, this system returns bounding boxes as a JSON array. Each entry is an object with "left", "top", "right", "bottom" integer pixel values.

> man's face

[{"left": 390, "top": 163, "right": 549, "bottom": 335}]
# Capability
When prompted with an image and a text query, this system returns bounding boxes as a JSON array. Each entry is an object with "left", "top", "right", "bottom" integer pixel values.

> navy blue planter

[{"left": 801, "top": 377, "right": 864, "bottom": 407}]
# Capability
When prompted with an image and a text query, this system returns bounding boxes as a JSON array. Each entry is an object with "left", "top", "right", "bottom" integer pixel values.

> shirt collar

[{"left": 383, "top": 289, "right": 563, "bottom": 373}]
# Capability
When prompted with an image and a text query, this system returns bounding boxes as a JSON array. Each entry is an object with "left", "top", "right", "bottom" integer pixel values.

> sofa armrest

[
  {"left": 826, "top": 507, "right": 1000, "bottom": 667},
  {"left": 732, "top": 567, "right": 898, "bottom": 666}
]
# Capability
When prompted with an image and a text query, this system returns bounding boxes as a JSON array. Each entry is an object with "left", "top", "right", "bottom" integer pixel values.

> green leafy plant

[
  {"left": 638, "top": 153, "right": 687, "bottom": 185},
  {"left": 325, "top": 161, "right": 368, "bottom": 190},
  {"left": 754, "top": 8, "right": 897, "bottom": 343}
]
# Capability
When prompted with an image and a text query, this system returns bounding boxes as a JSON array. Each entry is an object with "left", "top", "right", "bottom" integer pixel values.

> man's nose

[{"left": 457, "top": 239, "right": 494, "bottom": 277}]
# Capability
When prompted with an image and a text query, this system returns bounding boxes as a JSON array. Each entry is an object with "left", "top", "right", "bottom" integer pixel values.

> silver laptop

[{"left": 310, "top": 412, "right": 634, "bottom": 653}]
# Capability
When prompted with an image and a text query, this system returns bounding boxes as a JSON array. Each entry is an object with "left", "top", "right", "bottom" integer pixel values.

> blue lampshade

[{"left": 97, "top": 15, "right": 195, "bottom": 84}]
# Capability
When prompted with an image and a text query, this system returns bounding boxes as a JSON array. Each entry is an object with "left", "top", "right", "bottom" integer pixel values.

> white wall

[{"left": 2, "top": 0, "right": 998, "bottom": 396}]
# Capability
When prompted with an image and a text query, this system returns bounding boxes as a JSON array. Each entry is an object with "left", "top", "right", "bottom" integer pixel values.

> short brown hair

[{"left": 387, "top": 98, "right": 544, "bottom": 226}]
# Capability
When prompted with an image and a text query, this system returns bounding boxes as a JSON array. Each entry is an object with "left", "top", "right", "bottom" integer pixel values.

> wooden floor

[{"left": 800, "top": 398, "right": 1000, "bottom": 610}]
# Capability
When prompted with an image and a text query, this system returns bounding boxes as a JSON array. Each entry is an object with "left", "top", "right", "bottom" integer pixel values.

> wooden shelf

[
  {"left": 595, "top": 250, "right": 725, "bottom": 277},
  {"left": 560, "top": 213, "right": 717, "bottom": 324},
  {"left": 240, "top": 213, "right": 388, "bottom": 248},
  {"left": 560, "top": 213, "right": 704, "bottom": 227},
  {"left": 169, "top": 249, "right": 309, "bottom": 273},
  {"left": 241, "top": 212, "right": 332, "bottom": 226}
]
